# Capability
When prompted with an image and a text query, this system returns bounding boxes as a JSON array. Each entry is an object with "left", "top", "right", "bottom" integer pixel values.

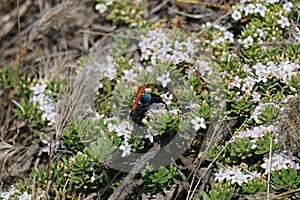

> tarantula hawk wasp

[{"left": 130, "top": 82, "right": 169, "bottom": 126}]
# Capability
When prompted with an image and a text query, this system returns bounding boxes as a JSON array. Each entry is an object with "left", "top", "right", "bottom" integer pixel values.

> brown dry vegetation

[
  {"left": 0, "top": 0, "right": 235, "bottom": 182},
  {"left": 4, "top": 1, "right": 289, "bottom": 199}
]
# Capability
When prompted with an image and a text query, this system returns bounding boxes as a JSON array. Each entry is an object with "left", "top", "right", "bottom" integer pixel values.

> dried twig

[
  {"left": 108, "top": 144, "right": 161, "bottom": 200},
  {"left": 0, "top": 0, "right": 31, "bottom": 39}
]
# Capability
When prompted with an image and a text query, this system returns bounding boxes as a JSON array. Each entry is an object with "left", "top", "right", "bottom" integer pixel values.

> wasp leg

[{"left": 130, "top": 104, "right": 149, "bottom": 126}]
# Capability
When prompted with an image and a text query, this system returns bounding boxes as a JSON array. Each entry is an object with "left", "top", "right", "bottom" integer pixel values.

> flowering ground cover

[{"left": 0, "top": 0, "right": 299, "bottom": 199}]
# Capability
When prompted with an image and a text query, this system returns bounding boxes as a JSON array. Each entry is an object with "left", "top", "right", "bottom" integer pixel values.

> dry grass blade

[
  {"left": 0, "top": 139, "right": 38, "bottom": 183},
  {"left": 55, "top": 57, "right": 104, "bottom": 141},
  {"left": 28, "top": 0, "right": 87, "bottom": 44},
  {"left": 276, "top": 95, "right": 300, "bottom": 153}
]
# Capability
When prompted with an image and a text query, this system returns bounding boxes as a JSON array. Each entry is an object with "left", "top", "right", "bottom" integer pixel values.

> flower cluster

[
  {"left": 139, "top": 30, "right": 196, "bottom": 65},
  {"left": 212, "top": 31, "right": 235, "bottom": 45},
  {"left": 0, "top": 186, "right": 45, "bottom": 200},
  {"left": 230, "top": 124, "right": 278, "bottom": 148},
  {"left": 231, "top": 1, "right": 295, "bottom": 47},
  {"left": 95, "top": 0, "right": 147, "bottom": 27},
  {"left": 104, "top": 118, "right": 133, "bottom": 157},
  {"left": 95, "top": 0, "right": 113, "bottom": 13},
  {"left": 104, "top": 117, "right": 162, "bottom": 157},
  {"left": 250, "top": 102, "right": 279, "bottom": 123},
  {"left": 214, "top": 167, "right": 260, "bottom": 186},
  {"left": 30, "top": 81, "right": 57, "bottom": 126},
  {"left": 227, "top": 61, "right": 300, "bottom": 96},
  {"left": 96, "top": 55, "right": 117, "bottom": 82},
  {"left": 261, "top": 150, "right": 300, "bottom": 174},
  {"left": 232, "top": 1, "right": 293, "bottom": 21}
]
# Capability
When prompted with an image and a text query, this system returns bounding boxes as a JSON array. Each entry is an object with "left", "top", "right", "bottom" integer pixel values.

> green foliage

[
  {"left": 62, "top": 118, "right": 121, "bottom": 157},
  {"left": 13, "top": 98, "right": 41, "bottom": 121},
  {"left": 17, "top": 152, "right": 119, "bottom": 199},
  {"left": 228, "top": 137, "right": 253, "bottom": 160},
  {"left": 5, "top": 0, "right": 300, "bottom": 199},
  {"left": 96, "top": 0, "right": 148, "bottom": 27},
  {"left": 142, "top": 164, "right": 179, "bottom": 195},
  {"left": 256, "top": 104, "right": 280, "bottom": 125},
  {"left": 271, "top": 168, "right": 300, "bottom": 191},
  {"left": 242, "top": 179, "right": 267, "bottom": 194},
  {"left": 0, "top": 65, "right": 19, "bottom": 90},
  {"left": 288, "top": 72, "right": 300, "bottom": 92},
  {"left": 229, "top": 96, "right": 253, "bottom": 118},
  {"left": 218, "top": 56, "right": 242, "bottom": 74},
  {"left": 0, "top": 65, "right": 33, "bottom": 99},
  {"left": 62, "top": 121, "right": 86, "bottom": 152},
  {"left": 86, "top": 136, "right": 118, "bottom": 163},
  {"left": 192, "top": 103, "right": 212, "bottom": 121},
  {"left": 255, "top": 135, "right": 281, "bottom": 155},
  {"left": 200, "top": 181, "right": 236, "bottom": 200},
  {"left": 150, "top": 111, "right": 179, "bottom": 136},
  {"left": 257, "top": 81, "right": 284, "bottom": 101}
]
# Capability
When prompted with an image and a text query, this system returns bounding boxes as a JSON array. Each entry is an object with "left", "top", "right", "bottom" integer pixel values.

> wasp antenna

[
  {"left": 131, "top": 82, "right": 147, "bottom": 112},
  {"left": 164, "top": 102, "right": 169, "bottom": 111}
]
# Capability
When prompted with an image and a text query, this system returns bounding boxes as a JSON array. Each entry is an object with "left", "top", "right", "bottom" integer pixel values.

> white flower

[
  {"left": 0, "top": 186, "right": 19, "bottom": 200},
  {"left": 205, "top": 21, "right": 212, "bottom": 27},
  {"left": 191, "top": 116, "right": 206, "bottom": 131},
  {"left": 229, "top": 75, "right": 241, "bottom": 89},
  {"left": 195, "top": 60, "right": 213, "bottom": 76},
  {"left": 257, "top": 28, "right": 264, "bottom": 38},
  {"left": 93, "top": 112, "right": 104, "bottom": 120},
  {"left": 185, "top": 102, "right": 200, "bottom": 110},
  {"left": 251, "top": 92, "right": 261, "bottom": 102},
  {"left": 223, "top": 31, "right": 234, "bottom": 42},
  {"left": 244, "top": 4, "right": 255, "bottom": 16},
  {"left": 91, "top": 175, "right": 96, "bottom": 182},
  {"left": 243, "top": 36, "right": 254, "bottom": 48},
  {"left": 277, "top": 16, "right": 290, "bottom": 28},
  {"left": 40, "top": 102, "right": 56, "bottom": 125},
  {"left": 145, "top": 128, "right": 158, "bottom": 143},
  {"left": 162, "top": 92, "right": 173, "bottom": 105},
  {"left": 254, "top": 4, "right": 267, "bottom": 17},
  {"left": 95, "top": 3, "right": 107, "bottom": 13},
  {"left": 257, "top": 72, "right": 268, "bottom": 83},
  {"left": 214, "top": 168, "right": 233, "bottom": 181},
  {"left": 156, "top": 72, "right": 171, "bottom": 88},
  {"left": 250, "top": 103, "right": 265, "bottom": 122},
  {"left": 230, "top": 170, "right": 251, "bottom": 186},
  {"left": 253, "top": 62, "right": 266, "bottom": 75},
  {"left": 123, "top": 69, "right": 137, "bottom": 83},
  {"left": 232, "top": 10, "right": 242, "bottom": 21},
  {"left": 139, "top": 38, "right": 151, "bottom": 51},
  {"left": 18, "top": 192, "right": 31, "bottom": 200},
  {"left": 106, "top": 0, "right": 113, "bottom": 6},
  {"left": 31, "top": 83, "right": 47, "bottom": 95},
  {"left": 104, "top": 64, "right": 117, "bottom": 80},
  {"left": 168, "top": 50, "right": 189, "bottom": 64},
  {"left": 119, "top": 142, "right": 131, "bottom": 157},
  {"left": 98, "top": 82, "right": 103, "bottom": 89},
  {"left": 113, "top": 121, "right": 133, "bottom": 137},
  {"left": 241, "top": 83, "right": 252, "bottom": 94},
  {"left": 30, "top": 93, "right": 45, "bottom": 105},
  {"left": 185, "top": 37, "right": 195, "bottom": 54},
  {"left": 266, "top": 0, "right": 279, "bottom": 4},
  {"left": 283, "top": 2, "right": 293, "bottom": 12},
  {"left": 174, "top": 40, "right": 183, "bottom": 50},
  {"left": 214, "top": 36, "right": 225, "bottom": 44},
  {"left": 169, "top": 108, "right": 181, "bottom": 116}
]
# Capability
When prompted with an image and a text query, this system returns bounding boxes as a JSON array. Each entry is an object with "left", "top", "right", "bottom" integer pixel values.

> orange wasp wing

[{"left": 131, "top": 82, "right": 147, "bottom": 112}]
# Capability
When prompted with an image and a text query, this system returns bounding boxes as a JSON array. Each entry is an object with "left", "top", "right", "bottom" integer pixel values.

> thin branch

[{"left": 108, "top": 144, "right": 161, "bottom": 200}]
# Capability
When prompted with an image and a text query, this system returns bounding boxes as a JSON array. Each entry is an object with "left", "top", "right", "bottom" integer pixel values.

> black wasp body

[{"left": 130, "top": 93, "right": 168, "bottom": 126}]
